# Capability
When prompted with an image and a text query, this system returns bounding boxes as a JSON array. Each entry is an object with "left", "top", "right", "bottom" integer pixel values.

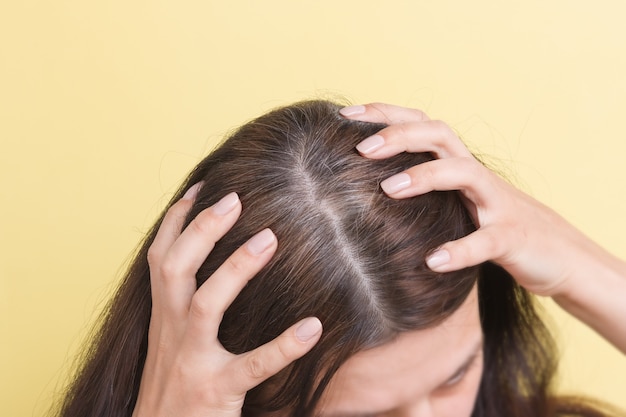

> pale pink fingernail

[
  {"left": 296, "top": 317, "right": 323, "bottom": 342},
  {"left": 212, "top": 192, "right": 239, "bottom": 215},
  {"left": 380, "top": 173, "right": 411, "bottom": 194},
  {"left": 182, "top": 182, "right": 203, "bottom": 200},
  {"left": 247, "top": 228, "right": 276, "bottom": 255},
  {"left": 356, "top": 135, "right": 385, "bottom": 154},
  {"left": 426, "top": 250, "right": 450, "bottom": 270},
  {"left": 339, "top": 105, "right": 366, "bottom": 116}
]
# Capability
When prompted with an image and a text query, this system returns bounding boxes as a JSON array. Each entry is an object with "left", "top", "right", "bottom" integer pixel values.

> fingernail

[
  {"left": 182, "top": 182, "right": 203, "bottom": 200},
  {"left": 247, "top": 228, "right": 276, "bottom": 255},
  {"left": 296, "top": 317, "right": 322, "bottom": 342},
  {"left": 356, "top": 135, "right": 385, "bottom": 154},
  {"left": 426, "top": 250, "right": 450, "bottom": 270},
  {"left": 380, "top": 173, "right": 411, "bottom": 194},
  {"left": 212, "top": 192, "right": 240, "bottom": 215},
  {"left": 339, "top": 105, "right": 366, "bottom": 116}
]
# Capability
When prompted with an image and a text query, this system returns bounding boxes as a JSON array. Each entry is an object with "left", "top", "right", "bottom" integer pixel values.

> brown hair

[{"left": 52, "top": 100, "right": 621, "bottom": 417}]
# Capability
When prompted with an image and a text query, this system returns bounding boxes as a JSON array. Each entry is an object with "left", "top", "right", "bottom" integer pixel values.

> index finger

[
  {"left": 187, "top": 228, "right": 278, "bottom": 339},
  {"left": 339, "top": 102, "right": 430, "bottom": 124},
  {"left": 230, "top": 317, "right": 323, "bottom": 393}
]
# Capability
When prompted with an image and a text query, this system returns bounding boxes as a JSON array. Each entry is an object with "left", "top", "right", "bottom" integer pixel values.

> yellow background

[{"left": 2, "top": 1, "right": 625, "bottom": 416}]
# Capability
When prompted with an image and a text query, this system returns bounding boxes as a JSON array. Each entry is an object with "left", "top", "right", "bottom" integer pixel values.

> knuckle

[
  {"left": 457, "top": 157, "right": 483, "bottom": 181},
  {"left": 187, "top": 205, "right": 228, "bottom": 237},
  {"left": 275, "top": 337, "right": 295, "bottom": 363},
  {"left": 189, "top": 294, "right": 214, "bottom": 321},
  {"left": 419, "top": 162, "right": 439, "bottom": 183},
  {"left": 368, "top": 102, "right": 393, "bottom": 122},
  {"left": 430, "top": 119, "right": 452, "bottom": 139},
  {"left": 188, "top": 213, "right": 214, "bottom": 236},
  {"left": 412, "top": 108, "right": 429, "bottom": 121},
  {"left": 453, "top": 241, "right": 479, "bottom": 266},
  {"left": 429, "top": 120, "right": 454, "bottom": 145},
  {"left": 429, "top": 119, "right": 449, "bottom": 133},
  {"left": 243, "top": 353, "right": 268, "bottom": 380},
  {"left": 449, "top": 245, "right": 467, "bottom": 266},
  {"left": 223, "top": 253, "right": 252, "bottom": 277},
  {"left": 158, "top": 255, "right": 181, "bottom": 279},
  {"left": 395, "top": 122, "right": 411, "bottom": 140},
  {"left": 428, "top": 120, "right": 467, "bottom": 158},
  {"left": 366, "top": 103, "right": 428, "bottom": 124},
  {"left": 167, "top": 199, "right": 193, "bottom": 221},
  {"left": 368, "top": 101, "right": 387, "bottom": 109},
  {"left": 146, "top": 245, "right": 161, "bottom": 267}
]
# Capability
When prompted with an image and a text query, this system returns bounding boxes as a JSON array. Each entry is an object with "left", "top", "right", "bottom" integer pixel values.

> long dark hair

[{"left": 52, "top": 100, "right": 620, "bottom": 417}]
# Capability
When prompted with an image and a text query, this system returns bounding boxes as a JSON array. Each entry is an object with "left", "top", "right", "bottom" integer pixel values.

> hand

[
  {"left": 341, "top": 103, "right": 626, "bottom": 353},
  {"left": 339, "top": 103, "right": 600, "bottom": 297},
  {"left": 132, "top": 184, "right": 322, "bottom": 417}
]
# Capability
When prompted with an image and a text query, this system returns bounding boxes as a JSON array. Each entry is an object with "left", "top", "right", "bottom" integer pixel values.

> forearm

[{"left": 552, "top": 242, "right": 626, "bottom": 354}]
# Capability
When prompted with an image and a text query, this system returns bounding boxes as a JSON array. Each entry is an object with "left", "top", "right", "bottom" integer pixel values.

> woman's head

[
  {"left": 178, "top": 100, "right": 480, "bottom": 414},
  {"left": 55, "top": 100, "right": 568, "bottom": 417}
]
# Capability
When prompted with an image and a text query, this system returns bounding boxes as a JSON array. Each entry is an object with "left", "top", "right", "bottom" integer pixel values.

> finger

[
  {"left": 160, "top": 192, "right": 242, "bottom": 319},
  {"left": 425, "top": 226, "right": 506, "bottom": 272},
  {"left": 230, "top": 317, "right": 323, "bottom": 393},
  {"left": 355, "top": 120, "right": 473, "bottom": 159},
  {"left": 378, "top": 157, "right": 495, "bottom": 205},
  {"left": 339, "top": 102, "right": 430, "bottom": 124},
  {"left": 147, "top": 182, "right": 203, "bottom": 316},
  {"left": 188, "top": 228, "right": 278, "bottom": 339},
  {"left": 148, "top": 183, "right": 203, "bottom": 270}
]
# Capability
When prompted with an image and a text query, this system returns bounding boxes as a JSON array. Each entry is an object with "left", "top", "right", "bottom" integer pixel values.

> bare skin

[{"left": 314, "top": 287, "right": 483, "bottom": 417}]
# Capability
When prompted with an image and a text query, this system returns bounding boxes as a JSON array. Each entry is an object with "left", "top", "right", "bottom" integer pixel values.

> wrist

[{"left": 551, "top": 244, "right": 626, "bottom": 353}]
